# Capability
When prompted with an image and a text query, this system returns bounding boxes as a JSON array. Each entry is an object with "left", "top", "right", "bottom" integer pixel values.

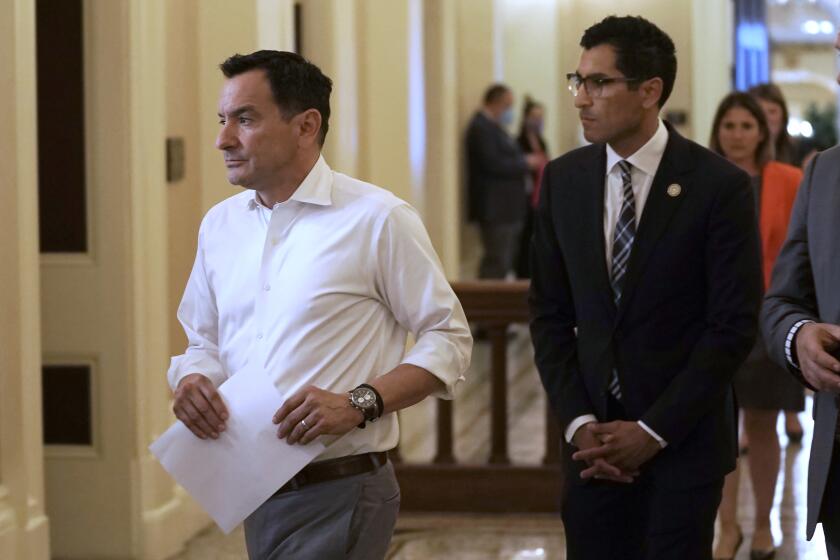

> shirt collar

[
  {"left": 246, "top": 155, "right": 333, "bottom": 210},
  {"left": 605, "top": 119, "right": 668, "bottom": 177}
]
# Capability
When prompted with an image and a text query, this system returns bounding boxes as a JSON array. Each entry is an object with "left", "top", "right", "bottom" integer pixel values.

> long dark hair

[
  {"left": 748, "top": 83, "right": 796, "bottom": 164},
  {"left": 709, "top": 92, "right": 772, "bottom": 168},
  {"left": 517, "top": 96, "right": 547, "bottom": 154}
]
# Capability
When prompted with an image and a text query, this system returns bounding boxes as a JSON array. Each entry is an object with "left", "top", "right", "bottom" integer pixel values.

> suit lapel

[
  {"left": 615, "top": 129, "right": 694, "bottom": 323},
  {"left": 577, "top": 146, "right": 616, "bottom": 315}
]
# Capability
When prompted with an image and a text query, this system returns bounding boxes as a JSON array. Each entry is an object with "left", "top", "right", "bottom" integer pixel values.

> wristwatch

[{"left": 348, "top": 384, "right": 382, "bottom": 429}]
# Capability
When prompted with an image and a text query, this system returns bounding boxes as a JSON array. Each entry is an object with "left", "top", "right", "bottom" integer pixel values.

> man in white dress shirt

[{"left": 168, "top": 50, "right": 472, "bottom": 559}]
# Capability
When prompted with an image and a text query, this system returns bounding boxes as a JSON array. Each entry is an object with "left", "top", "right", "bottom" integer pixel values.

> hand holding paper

[
  {"left": 172, "top": 373, "right": 229, "bottom": 440},
  {"left": 150, "top": 368, "right": 325, "bottom": 533}
]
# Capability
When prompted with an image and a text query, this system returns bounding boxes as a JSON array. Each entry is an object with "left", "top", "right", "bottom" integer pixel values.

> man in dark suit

[
  {"left": 465, "top": 84, "right": 540, "bottom": 278},
  {"left": 762, "top": 32, "right": 840, "bottom": 558},
  {"left": 529, "top": 16, "right": 762, "bottom": 559}
]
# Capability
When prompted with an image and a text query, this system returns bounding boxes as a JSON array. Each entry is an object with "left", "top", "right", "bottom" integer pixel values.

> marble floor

[{"left": 169, "top": 330, "right": 828, "bottom": 559}]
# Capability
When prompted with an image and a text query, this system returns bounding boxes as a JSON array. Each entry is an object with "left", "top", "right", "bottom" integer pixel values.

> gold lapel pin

[{"left": 667, "top": 184, "right": 682, "bottom": 198}]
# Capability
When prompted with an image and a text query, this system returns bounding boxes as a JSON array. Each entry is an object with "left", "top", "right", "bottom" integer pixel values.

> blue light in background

[{"left": 735, "top": 22, "right": 769, "bottom": 90}]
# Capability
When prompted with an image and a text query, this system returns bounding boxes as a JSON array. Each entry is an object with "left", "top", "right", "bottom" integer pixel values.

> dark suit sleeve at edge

[
  {"left": 761, "top": 152, "right": 820, "bottom": 387},
  {"left": 528, "top": 163, "right": 595, "bottom": 430},
  {"left": 641, "top": 170, "right": 763, "bottom": 446}
]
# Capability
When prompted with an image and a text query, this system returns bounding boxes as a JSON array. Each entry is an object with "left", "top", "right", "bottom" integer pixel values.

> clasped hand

[{"left": 571, "top": 421, "right": 661, "bottom": 483}]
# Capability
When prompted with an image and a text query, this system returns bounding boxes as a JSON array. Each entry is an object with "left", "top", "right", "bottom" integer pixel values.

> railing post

[
  {"left": 394, "top": 280, "right": 565, "bottom": 513},
  {"left": 543, "top": 403, "right": 561, "bottom": 465},
  {"left": 433, "top": 399, "right": 455, "bottom": 464},
  {"left": 489, "top": 325, "right": 510, "bottom": 465}
]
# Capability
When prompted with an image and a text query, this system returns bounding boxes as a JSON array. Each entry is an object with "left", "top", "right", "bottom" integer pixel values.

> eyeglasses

[{"left": 566, "top": 73, "right": 640, "bottom": 98}]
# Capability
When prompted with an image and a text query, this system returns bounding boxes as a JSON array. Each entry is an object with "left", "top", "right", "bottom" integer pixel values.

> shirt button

[
  {"left": 257, "top": 333, "right": 263, "bottom": 340},
  {"left": 264, "top": 284, "right": 271, "bottom": 291},
  {"left": 272, "top": 238, "right": 279, "bottom": 246}
]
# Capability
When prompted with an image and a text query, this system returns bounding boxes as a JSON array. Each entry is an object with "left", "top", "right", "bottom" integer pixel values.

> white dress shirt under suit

[
  {"left": 168, "top": 155, "right": 473, "bottom": 461},
  {"left": 564, "top": 119, "right": 669, "bottom": 448}
]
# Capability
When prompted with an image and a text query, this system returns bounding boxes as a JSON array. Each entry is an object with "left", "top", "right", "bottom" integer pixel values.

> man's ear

[
  {"left": 640, "top": 77, "right": 664, "bottom": 110},
  {"left": 296, "top": 109, "right": 323, "bottom": 147}
]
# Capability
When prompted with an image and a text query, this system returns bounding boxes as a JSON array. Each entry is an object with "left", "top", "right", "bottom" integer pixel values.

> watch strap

[{"left": 359, "top": 383, "right": 384, "bottom": 420}]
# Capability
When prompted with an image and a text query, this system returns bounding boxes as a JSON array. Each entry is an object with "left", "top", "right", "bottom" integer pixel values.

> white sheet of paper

[{"left": 149, "top": 368, "right": 325, "bottom": 533}]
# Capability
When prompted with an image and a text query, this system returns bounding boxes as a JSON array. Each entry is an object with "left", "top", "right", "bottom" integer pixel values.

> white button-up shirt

[
  {"left": 604, "top": 118, "right": 668, "bottom": 273},
  {"left": 564, "top": 119, "right": 669, "bottom": 448},
  {"left": 168, "top": 155, "right": 472, "bottom": 460}
]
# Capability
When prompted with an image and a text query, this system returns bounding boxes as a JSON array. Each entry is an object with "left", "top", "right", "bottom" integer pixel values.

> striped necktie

[{"left": 608, "top": 160, "right": 635, "bottom": 401}]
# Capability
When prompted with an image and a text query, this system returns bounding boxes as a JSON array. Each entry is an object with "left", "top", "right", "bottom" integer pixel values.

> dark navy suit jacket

[{"left": 529, "top": 125, "right": 762, "bottom": 489}]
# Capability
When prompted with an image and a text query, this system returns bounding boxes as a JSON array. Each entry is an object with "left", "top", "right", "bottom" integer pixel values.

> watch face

[{"left": 351, "top": 387, "right": 376, "bottom": 409}]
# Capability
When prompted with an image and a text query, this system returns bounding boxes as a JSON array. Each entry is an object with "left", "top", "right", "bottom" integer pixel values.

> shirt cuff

[
  {"left": 785, "top": 319, "right": 814, "bottom": 369},
  {"left": 166, "top": 354, "right": 227, "bottom": 392},
  {"left": 638, "top": 420, "right": 668, "bottom": 448},
  {"left": 565, "top": 414, "right": 598, "bottom": 444}
]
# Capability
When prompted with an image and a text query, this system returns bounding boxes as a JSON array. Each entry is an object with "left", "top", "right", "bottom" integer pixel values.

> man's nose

[
  {"left": 215, "top": 123, "right": 236, "bottom": 151},
  {"left": 574, "top": 89, "right": 592, "bottom": 109}
]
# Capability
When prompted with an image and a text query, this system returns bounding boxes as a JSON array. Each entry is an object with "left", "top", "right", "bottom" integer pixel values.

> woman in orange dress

[{"left": 710, "top": 92, "right": 802, "bottom": 560}]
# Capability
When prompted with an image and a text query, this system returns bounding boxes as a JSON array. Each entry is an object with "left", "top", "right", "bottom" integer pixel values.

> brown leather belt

[{"left": 273, "top": 451, "right": 389, "bottom": 495}]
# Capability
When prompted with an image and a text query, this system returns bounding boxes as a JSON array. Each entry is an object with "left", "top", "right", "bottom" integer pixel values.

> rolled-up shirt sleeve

[
  {"left": 373, "top": 204, "right": 473, "bottom": 399},
  {"left": 167, "top": 226, "right": 227, "bottom": 391}
]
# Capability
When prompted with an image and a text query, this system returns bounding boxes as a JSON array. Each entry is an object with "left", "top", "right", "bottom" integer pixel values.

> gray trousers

[
  {"left": 244, "top": 461, "right": 400, "bottom": 560},
  {"left": 479, "top": 221, "right": 523, "bottom": 279}
]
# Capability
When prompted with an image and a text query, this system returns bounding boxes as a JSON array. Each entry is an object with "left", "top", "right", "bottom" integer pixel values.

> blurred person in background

[
  {"left": 749, "top": 83, "right": 799, "bottom": 167},
  {"left": 466, "top": 84, "right": 542, "bottom": 279},
  {"left": 749, "top": 83, "right": 806, "bottom": 446},
  {"left": 515, "top": 96, "right": 550, "bottom": 278},
  {"left": 709, "top": 92, "right": 803, "bottom": 560}
]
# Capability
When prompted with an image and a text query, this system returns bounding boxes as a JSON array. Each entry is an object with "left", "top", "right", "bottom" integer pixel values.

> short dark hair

[
  {"left": 580, "top": 15, "right": 677, "bottom": 108},
  {"left": 709, "top": 91, "right": 773, "bottom": 167},
  {"left": 483, "top": 83, "right": 510, "bottom": 105},
  {"left": 220, "top": 50, "right": 332, "bottom": 145}
]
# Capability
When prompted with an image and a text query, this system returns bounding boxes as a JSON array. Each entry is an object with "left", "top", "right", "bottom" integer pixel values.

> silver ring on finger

[{"left": 300, "top": 419, "right": 309, "bottom": 430}]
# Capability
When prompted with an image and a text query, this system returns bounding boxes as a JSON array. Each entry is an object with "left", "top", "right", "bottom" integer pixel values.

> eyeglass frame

[{"left": 566, "top": 72, "right": 642, "bottom": 98}]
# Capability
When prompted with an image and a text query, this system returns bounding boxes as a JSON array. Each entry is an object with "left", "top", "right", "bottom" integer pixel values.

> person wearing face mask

[
  {"left": 465, "top": 84, "right": 542, "bottom": 278},
  {"left": 709, "top": 92, "right": 802, "bottom": 560},
  {"left": 515, "top": 97, "right": 550, "bottom": 279}
]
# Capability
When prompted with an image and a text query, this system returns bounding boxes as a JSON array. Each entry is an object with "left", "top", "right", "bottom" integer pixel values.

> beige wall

[
  {"left": 0, "top": 0, "right": 50, "bottom": 557},
  {"left": 691, "top": 0, "right": 733, "bottom": 148},
  {"left": 166, "top": 0, "right": 203, "bottom": 359},
  {"left": 300, "top": 0, "right": 362, "bottom": 178},
  {"left": 197, "top": 1, "right": 260, "bottom": 213},
  {"left": 355, "top": 0, "right": 413, "bottom": 202},
  {"left": 456, "top": 0, "right": 499, "bottom": 276},
  {"left": 422, "top": 0, "right": 460, "bottom": 275},
  {"left": 498, "top": 0, "right": 561, "bottom": 156}
]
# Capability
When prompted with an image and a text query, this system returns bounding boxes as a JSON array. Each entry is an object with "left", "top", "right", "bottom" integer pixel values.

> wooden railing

[{"left": 392, "top": 280, "right": 563, "bottom": 513}]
